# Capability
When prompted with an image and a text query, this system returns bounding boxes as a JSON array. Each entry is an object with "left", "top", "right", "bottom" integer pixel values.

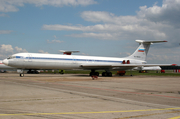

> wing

[{"left": 80, "top": 64, "right": 173, "bottom": 70}]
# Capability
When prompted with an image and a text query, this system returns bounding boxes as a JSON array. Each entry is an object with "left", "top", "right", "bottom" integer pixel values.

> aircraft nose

[{"left": 2, "top": 59, "right": 9, "bottom": 65}]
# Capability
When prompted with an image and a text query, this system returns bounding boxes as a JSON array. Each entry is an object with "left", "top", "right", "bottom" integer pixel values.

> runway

[{"left": 0, "top": 73, "right": 180, "bottom": 119}]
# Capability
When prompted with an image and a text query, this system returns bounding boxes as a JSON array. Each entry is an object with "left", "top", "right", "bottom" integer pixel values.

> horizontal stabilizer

[
  {"left": 136, "top": 40, "right": 167, "bottom": 44},
  {"left": 59, "top": 50, "right": 79, "bottom": 55}
]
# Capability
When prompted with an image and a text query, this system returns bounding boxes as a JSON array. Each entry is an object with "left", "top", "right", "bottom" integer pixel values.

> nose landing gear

[{"left": 20, "top": 73, "right": 24, "bottom": 77}]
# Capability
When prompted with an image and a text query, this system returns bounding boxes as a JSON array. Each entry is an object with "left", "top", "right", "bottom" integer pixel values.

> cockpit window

[{"left": 7, "top": 56, "right": 16, "bottom": 59}]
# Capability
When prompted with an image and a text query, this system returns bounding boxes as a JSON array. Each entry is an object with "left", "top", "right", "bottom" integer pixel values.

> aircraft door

[
  {"left": 24, "top": 54, "right": 32, "bottom": 62},
  {"left": 23, "top": 54, "right": 32, "bottom": 68},
  {"left": 28, "top": 54, "right": 32, "bottom": 62},
  {"left": 72, "top": 56, "right": 77, "bottom": 64}
]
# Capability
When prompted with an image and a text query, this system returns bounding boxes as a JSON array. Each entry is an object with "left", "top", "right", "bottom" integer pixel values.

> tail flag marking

[{"left": 138, "top": 48, "right": 145, "bottom": 52}]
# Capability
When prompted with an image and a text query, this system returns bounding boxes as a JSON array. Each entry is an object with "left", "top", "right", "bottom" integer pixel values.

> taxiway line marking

[
  {"left": 0, "top": 107, "right": 180, "bottom": 116},
  {"left": 169, "top": 116, "right": 180, "bottom": 119},
  {"left": 118, "top": 111, "right": 180, "bottom": 119}
]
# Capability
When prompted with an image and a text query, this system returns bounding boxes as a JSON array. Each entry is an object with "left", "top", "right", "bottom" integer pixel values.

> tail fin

[{"left": 127, "top": 40, "right": 167, "bottom": 61}]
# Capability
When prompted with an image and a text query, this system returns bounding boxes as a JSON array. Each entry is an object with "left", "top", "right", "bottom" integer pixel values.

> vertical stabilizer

[{"left": 127, "top": 40, "right": 167, "bottom": 61}]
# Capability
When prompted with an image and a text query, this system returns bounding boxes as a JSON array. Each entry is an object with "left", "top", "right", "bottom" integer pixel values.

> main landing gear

[
  {"left": 89, "top": 70, "right": 99, "bottom": 76},
  {"left": 89, "top": 70, "right": 112, "bottom": 77},
  {"left": 102, "top": 72, "right": 112, "bottom": 77}
]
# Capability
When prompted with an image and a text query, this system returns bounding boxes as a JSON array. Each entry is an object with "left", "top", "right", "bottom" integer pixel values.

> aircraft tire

[
  {"left": 102, "top": 72, "right": 107, "bottom": 77},
  {"left": 35, "top": 70, "right": 39, "bottom": 74},
  {"left": 119, "top": 73, "right": 124, "bottom": 76},
  {"left": 95, "top": 72, "right": 99, "bottom": 76},
  {"left": 90, "top": 72, "right": 99, "bottom": 76},
  {"left": 90, "top": 72, "right": 93, "bottom": 76},
  {"left": 108, "top": 72, "right": 112, "bottom": 77},
  {"left": 20, "top": 73, "right": 24, "bottom": 77},
  {"left": 102, "top": 72, "right": 104, "bottom": 76},
  {"left": 102, "top": 72, "right": 112, "bottom": 77}
]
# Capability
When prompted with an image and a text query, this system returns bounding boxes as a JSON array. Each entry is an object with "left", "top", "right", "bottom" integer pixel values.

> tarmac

[{"left": 0, "top": 73, "right": 180, "bottom": 119}]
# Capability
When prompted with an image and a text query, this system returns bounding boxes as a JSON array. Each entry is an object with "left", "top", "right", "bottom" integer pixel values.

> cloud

[
  {"left": 81, "top": 53, "right": 89, "bottom": 56},
  {"left": 42, "top": 0, "right": 180, "bottom": 43},
  {"left": 137, "top": 0, "right": 180, "bottom": 28},
  {"left": 46, "top": 35, "right": 64, "bottom": 43},
  {"left": 147, "top": 53, "right": 180, "bottom": 64},
  {"left": 68, "top": 33, "right": 115, "bottom": 40},
  {"left": 0, "top": 44, "right": 13, "bottom": 53},
  {"left": 0, "top": 13, "right": 9, "bottom": 17},
  {"left": 0, "top": 44, "right": 27, "bottom": 59},
  {"left": 0, "top": 0, "right": 22, "bottom": 12},
  {"left": 0, "top": 0, "right": 97, "bottom": 12},
  {"left": 14, "top": 46, "right": 27, "bottom": 53},
  {"left": 42, "top": 14, "right": 167, "bottom": 40},
  {"left": 119, "top": 52, "right": 131, "bottom": 57},
  {"left": 81, "top": 11, "right": 116, "bottom": 23},
  {"left": 38, "top": 50, "right": 49, "bottom": 54},
  {"left": 30, "top": 0, "right": 97, "bottom": 7},
  {"left": 53, "top": 35, "right": 57, "bottom": 39},
  {"left": 0, "top": 30, "right": 13, "bottom": 34},
  {"left": 47, "top": 39, "right": 64, "bottom": 43}
]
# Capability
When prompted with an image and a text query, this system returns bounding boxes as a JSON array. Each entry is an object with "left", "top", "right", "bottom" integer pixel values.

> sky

[{"left": 0, "top": 0, "right": 180, "bottom": 65}]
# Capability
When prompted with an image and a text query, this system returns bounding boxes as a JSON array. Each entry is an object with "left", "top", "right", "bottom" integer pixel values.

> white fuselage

[
  {"left": 0, "top": 60, "right": 15, "bottom": 69},
  {"left": 3, "top": 53, "right": 145, "bottom": 70}
]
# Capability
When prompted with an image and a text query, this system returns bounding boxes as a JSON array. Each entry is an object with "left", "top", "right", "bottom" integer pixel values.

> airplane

[
  {"left": 2, "top": 40, "right": 172, "bottom": 77},
  {"left": 134, "top": 66, "right": 161, "bottom": 73},
  {"left": 140, "top": 66, "right": 161, "bottom": 71}
]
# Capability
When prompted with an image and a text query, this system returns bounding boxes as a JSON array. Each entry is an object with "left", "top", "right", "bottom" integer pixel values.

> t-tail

[{"left": 127, "top": 40, "right": 167, "bottom": 61}]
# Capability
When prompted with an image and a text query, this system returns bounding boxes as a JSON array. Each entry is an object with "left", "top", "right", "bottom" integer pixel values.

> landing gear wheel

[
  {"left": 90, "top": 71, "right": 99, "bottom": 76},
  {"left": 119, "top": 73, "right": 125, "bottom": 76},
  {"left": 20, "top": 73, "right": 24, "bottom": 77},
  {"left": 102, "top": 72, "right": 112, "bottom": 77},
  {"left": 90, "top": 72, "right": 93, "bottom": 76},
  {"left": 102, "top": 72, "right": 107, "bottom": 76},
  {"left": 95, "top": 72, "right": 99, "bottom": 76},
  {"left": 107, "top": 72, "right": 112, "bottom": 77}
]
